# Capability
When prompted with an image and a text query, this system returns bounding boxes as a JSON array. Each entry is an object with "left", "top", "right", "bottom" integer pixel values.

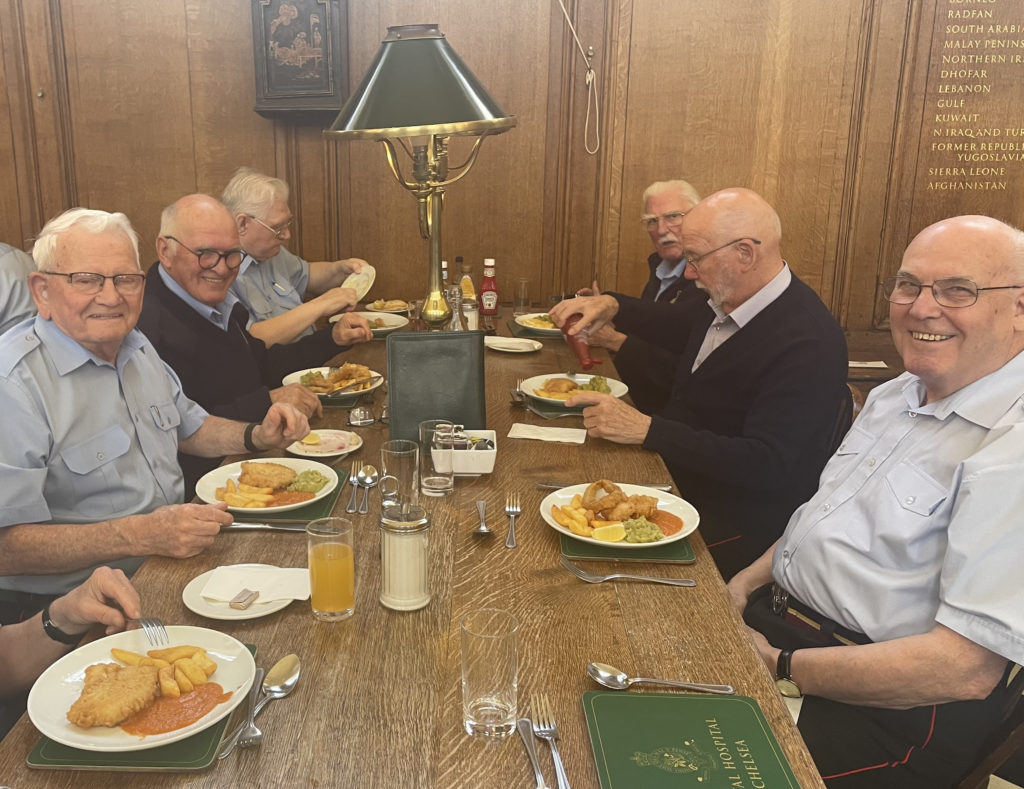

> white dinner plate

[
  {"left": 182, "top": 564, "right": 294, "bottom": 621},
  {"left": 286, "top": 429, "right": 362, "bottom": 459},
  {"left": 365, "top": 302, "right": 411, "bottom": 314},
  {"left": 27, "top": 625, "right": 256, "bottom": 752},
  {"left": 332, "top": 311, "right": 409, "bottom": 338},
  {"left": 282, "top": 367, "right": 385, "bottom": 404},
  {"left": 340, "top": 264, "right": 376, "bottom": 300},
  {"left": 195, "top": 458, "right": 338, "bottom": 513},
  {"left": 540, "top": 483, "right": 699, "bottom": 548},
  {"left": 484, "top": 337, "right": 542, "bottom": 353},
  {"left": 520, "top": 373, "right": 628, "bottom": 403},
  {"left": 514, "top": 312, "right": 563, "bottom": 335}
]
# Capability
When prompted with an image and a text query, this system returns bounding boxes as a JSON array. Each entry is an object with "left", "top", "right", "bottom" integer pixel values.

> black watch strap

[
  {"left": 777, "top": 649, "right": 795, "bottom": 681},
  {"left": 41, "top": 603, "right": 85, "bottom": 645},
  {"left": 243, "top": 422, "right": 260, "bottom": 453}
]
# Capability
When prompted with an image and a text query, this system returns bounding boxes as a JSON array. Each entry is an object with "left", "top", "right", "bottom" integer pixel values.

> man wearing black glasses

[
  {"left": 549, "top": 188, "right": 849, "bottom": 580},
  {"left": 138, "top": 194, "right": 371, "bottom": 496}
]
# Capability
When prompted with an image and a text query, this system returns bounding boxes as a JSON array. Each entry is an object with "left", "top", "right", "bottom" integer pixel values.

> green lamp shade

[{"left": 326, "top": 24, "right": 516, "bottom": 140}]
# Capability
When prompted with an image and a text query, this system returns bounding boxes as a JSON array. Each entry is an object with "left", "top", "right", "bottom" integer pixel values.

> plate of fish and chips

[
  {"left": 282, "top": 363, "right": 384, "bottom": 406},
  {"left": 27, "top": 625, "right": 255, "bottom": 752},
  {"left": 366, "top": 299, "right": 410, "bottom": 313},
  {"left": 331, "top": 311, "right": 409, "bottom": 337},
  {"left": 514, "top": 312, "right": 563, "bottom": 335},
  {"left": 195, "top": 458, "right": 339, "bottom": 513},
  {"left": 540, "top": 481, "right": 699, "bottom": 548},
  {"left": 520, "top": 373, "right": 629, "bottom": 404}
]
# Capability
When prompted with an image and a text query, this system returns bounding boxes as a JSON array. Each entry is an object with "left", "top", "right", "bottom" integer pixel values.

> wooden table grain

[{"left": 0, "top": 311, "right": 826, "bottom": 789}]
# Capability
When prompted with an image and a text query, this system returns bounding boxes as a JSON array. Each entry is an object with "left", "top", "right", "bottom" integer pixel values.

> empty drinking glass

[
  {"left": 461, "top": 608, "right": 519, "bottom": 738},
  {"left": 380, "top": 439, "right": 419, "bottom": 510},
  {"left": 419, "top": 419, "right": 454, "bottom": 497},
  {"left": 513, "top": 278, "right": 531, "bottom": 316}
]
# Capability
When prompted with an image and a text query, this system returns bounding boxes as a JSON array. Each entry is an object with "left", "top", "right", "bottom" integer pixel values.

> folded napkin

[
  {"left": 849, "top": 360, "right": 888, "bottom": 368},
  {"left": 484, "top": 336, "right": 541, "bottom": 351},
  {"left": 508, "top": 424, "right": 587, "bottom": 444},
  {"left": 200, "top": 565, "right": 310, "bottom": 603}
]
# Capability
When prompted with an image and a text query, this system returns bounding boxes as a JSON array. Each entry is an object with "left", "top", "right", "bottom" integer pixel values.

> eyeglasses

[
  {"left": 247, "top": 214, "right": 293, "bottom": 239},
  {"left": 164, "top": 237, "right": 244, "bottom": 270},
  {"left": 42, "top": 271, "right": 146, "bottom": 295},
  {"left": 882, "top": 276, "right": 1023, "bottom": 308},
  {"left": 641, "top": 211, "right": 687, "bottom": 231},
  {"left": 683, "top": 238, "right": 761, "bottom": 271}
]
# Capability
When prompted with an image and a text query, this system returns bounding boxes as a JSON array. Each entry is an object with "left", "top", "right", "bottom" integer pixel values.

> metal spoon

[
  {"left": 586, "top": 662, "right": 734, "bottom": 695},
  {"left": 358, "top": 465, "right": 378, "bottom": 514},
  {"left": 219, "top": 654, "right": 302, "bottom": 758},
  {"left": 348, "top": 406, "right": 375, "bottom": 427},
  {"left": 474, "top": 500, "right": 492, "bottom": 534}
]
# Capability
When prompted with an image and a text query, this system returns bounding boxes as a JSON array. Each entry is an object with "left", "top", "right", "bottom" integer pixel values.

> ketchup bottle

[
  {"left": 479, "top": 258, "right": 499, "bottom": 316},
  {"left": 561, "top": 314, "right": 603, "bottom": 371}
]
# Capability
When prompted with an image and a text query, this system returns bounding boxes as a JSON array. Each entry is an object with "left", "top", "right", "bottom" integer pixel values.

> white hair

[
  {"left": 642, "top": 180, "right": 701, "bottom": 213},
  {"left": 220, "top": 167, "right": 289, "bottom": 219},
  {"left": 32, "top": 208, "right": 140, "bottom": 272}
]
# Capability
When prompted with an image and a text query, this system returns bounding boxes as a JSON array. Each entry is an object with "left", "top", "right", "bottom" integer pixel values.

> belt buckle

[{"left": 771, "top": 583, "right": 789, "bottom": 616}]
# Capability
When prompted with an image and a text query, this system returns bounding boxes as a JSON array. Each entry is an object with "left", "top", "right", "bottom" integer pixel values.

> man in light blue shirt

[
  {"left": 223, "top": 167, "right": 366, "bottom": 346},
  {"left": 0, "top": 243, "right": 37, "bottom": 334},
  {"left": 0, "top": 208, "right": 310, "bottom": 619},
  {"left": 729, "top": 215, "right": 1024, "bottom": 788}
]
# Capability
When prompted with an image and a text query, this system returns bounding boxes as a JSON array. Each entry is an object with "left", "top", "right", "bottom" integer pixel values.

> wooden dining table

[{"left": 0, "top": 309, "right": 826, "bottom": 789}]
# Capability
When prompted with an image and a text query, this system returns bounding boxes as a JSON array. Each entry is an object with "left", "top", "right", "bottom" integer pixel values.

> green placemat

[
  {"left": 583, "top": 691, "right": 799, "bottom": 788},
  {"left": 27, "top": 644, "right": 257, "bottom": 773},
  {"left": 258, "top": 471, "right": 347, "bottom": 522},
  {"left": 561, "top": 534, "right": 695, "bottom": 563},
  {"left": 506, "top": 319, "right": 561, "bottom": 339}
]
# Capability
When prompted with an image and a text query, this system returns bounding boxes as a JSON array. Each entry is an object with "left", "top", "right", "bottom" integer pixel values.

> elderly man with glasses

[
  {"left": 138, "top": 194, "right": 371, "bottom": 497},
  {"left": 549, "top": 188, "right": 849, "bottom": 580},
  {"left": 222, "top": 167, "right": 368, "bottom": 346},
  {"left": 728, "top": 215, "right": 1024, "bottom": 789},
  {"left": 0, "top": 208, "right": 310, "bottom": 626}
]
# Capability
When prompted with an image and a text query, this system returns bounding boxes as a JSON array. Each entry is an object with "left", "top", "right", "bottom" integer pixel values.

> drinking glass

[
  {"left": 307, "top": 518, "right": 355, "bottom": 621},
  {"left": 513, "top": 278, "right": 531, "bottom": 316},
  {"left": 461, "top": 609, "right": 519, "bottom": 738},
  {"left": 419, "top": 419, "right": 454, "bottom": 497},
  {"left": 380, "top": 439, "right": 420, "bottom": 510}
]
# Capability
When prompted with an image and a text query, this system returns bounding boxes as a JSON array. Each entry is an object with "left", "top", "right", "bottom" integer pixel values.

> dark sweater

[
  {"left": 613, "top": 272, "right": 849, "bottom": 580},
  {"left": 611, "top": 252, "right": 701, "bottom": 415},
  {"left": 137, "top": 264, "right": 348, "bottom": 496}
]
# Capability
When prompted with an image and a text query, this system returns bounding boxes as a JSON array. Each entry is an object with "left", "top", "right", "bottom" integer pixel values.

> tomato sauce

[
  {"left": 270, "top": 490, "right": 314, "bottom": 507},
  {"left": 650, "top": 510, "right": 684, "bottom": 536},
  {"left": 121, "top": 683, "right": 231, "bottom": 736}
]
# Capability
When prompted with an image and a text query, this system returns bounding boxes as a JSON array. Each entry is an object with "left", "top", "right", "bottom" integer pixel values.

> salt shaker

[
  {"left": 462, "top": 299, "right": 479, "bottom": 331},
  {"left": 379, "top": 505, "right": 431, "bottom": 611}
]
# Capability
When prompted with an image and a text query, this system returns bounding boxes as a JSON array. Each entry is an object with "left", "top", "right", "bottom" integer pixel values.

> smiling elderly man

[
  {"left": 0, "top": 209, "right": 309, "bottom": 624},
  {"left": 729, "top": 215, "right": 1024, "bottom": 788},
  {"left": 550, "top": 188, "right": 849, "bottom": 580},
  {"left": 138, "top": 194, "right": 371, "bottom": 497},
  {"left": 222, "top": 167, "right": 367, "bottom": 346}
]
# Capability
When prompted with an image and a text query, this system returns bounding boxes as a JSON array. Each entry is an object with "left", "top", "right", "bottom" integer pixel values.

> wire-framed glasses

[
  {"left": 41, "top": 271, "right": 146, "bottom": 295},
  {"left": 882, "top": 276, "right": 1023, "bottom": 308}
]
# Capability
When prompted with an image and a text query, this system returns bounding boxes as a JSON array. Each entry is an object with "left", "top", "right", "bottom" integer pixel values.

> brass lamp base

[{"left": 422, "top": 287, "right": 452, "bottom": 330}]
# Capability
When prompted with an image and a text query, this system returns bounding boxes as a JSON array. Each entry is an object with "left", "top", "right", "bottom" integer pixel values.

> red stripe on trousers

[{"left": 705, "top": 535, "right": 742, "bottom": 548}]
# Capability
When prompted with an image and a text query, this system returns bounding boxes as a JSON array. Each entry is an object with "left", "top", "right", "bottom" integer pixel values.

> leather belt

[{"left": 770, "top": 582, "right": 872, "bottom": 647}]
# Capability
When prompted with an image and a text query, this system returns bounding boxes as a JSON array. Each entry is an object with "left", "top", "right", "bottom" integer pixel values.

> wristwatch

[
  {"left": 775, "top": 649, "right": 802, "bottom": 698},
  {"left": 41, "top": 603, "right": 85, "bottom": 645}
]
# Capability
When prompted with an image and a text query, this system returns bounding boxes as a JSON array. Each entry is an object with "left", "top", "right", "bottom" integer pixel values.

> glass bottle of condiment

[
  {"left": 480, "top": 258, "right": 499, "bottom": 316},
  {"left": 458, "top": 256, "right": 477, "bottom": 300},
  {"left": 379, "top": 505, "right": 430, "bottom": 611},
  {"left": 561, "top": 314, "right": 603, "bottom": 371},
  {"left": 442, "top": 260, "right": 449, "bottom": 285}
]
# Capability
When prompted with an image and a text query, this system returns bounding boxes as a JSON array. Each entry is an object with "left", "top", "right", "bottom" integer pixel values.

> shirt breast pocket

[
  {"left": 242, "top": 286, "right": 277, "bottom": 321},
  {"left": 885, "top": 460, "right": 948, "bottom": 516},
  {"left": 150, "top": 401, "right": 181, "bottom": 432},
  {"left": 60, "top": 426, "right": 131, "bottom": 517},
  {"left": 820, "top": 425, "right": 874, "bottom": 484}
]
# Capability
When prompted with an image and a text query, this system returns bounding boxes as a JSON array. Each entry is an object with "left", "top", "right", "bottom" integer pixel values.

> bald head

[
  {"left": 686, "top": 188, "right": 782, "bottom": 254},
  {"left": 904, "top": 215, "right": 1024, "bottom": 283},
  {"left": 159, "top": 194, "right": 236, "bottom": 240}
]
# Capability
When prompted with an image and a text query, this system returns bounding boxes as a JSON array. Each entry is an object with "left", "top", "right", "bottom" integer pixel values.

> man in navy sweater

[
  {"left": 550, "top": 189, "right": 849, "bottom": 580},
  {"left": 137, "top": 195, "right": 372, "bottom": 496}
]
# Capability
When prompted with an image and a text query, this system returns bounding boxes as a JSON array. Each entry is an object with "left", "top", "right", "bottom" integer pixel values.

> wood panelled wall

[{"left": 1, "top": 0, "right": 1021, "bottom": 330}]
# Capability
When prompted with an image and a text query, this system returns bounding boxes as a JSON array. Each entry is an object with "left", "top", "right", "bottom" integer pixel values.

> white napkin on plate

[
  {"left": 484, "top": 337, "right": 540, "bottom": 351},
  {"left": 508, "top": 424, "right": 587, "bottom": 444},
  {"left": 200, "top": 566, "right": 310, "bottom": 603}
]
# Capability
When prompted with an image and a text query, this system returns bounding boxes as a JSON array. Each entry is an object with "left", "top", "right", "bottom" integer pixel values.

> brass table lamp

[{"left": 325, "top": 24, "right": 516, "bottom": 329}]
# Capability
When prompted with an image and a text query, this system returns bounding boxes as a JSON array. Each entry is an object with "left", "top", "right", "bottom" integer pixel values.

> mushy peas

[
  {"left": 622, "top": 517, "right": 664, "bottom": 543},
  {"left": 121, "top": 683, "right": 231, "bottom": 736}
]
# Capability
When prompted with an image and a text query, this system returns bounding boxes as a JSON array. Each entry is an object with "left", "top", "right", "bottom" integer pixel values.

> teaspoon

[
  {"left": 358, "top": 465, "right": 378, "bottom": 514},
  {"left": 587, "top": 662, "right": 734, "bottom": 695},
  {"left": 219, "top": 654, "right": 302, "bottom": 758}
]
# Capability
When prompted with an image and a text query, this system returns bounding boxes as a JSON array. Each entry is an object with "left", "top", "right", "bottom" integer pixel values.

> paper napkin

[
  {"left": 848, "top": 360, "right": 888, "bottom": 368},
  {"left": 484, "top": 337, "right": 541, "bottom": 351},
  {"left": 200, "top": 565, "right": 310, "bottom": 603},
  {"left": 508, "top": 424, "right": 587, "bottom": 444}
]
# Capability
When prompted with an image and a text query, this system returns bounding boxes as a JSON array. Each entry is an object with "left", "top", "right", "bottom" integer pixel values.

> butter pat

[{"left": 229, "top": 588, "right": 260, "bottom": 609}]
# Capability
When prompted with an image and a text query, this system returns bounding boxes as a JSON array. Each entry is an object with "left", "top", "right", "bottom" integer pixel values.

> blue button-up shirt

[
  {"left": 0, "top": 316, "right": 209, "bottom": 594},
  {"left": 0, "top": 243, "right": 37, "bottom": 335},
  {"left": 231, "top": 247, "right": 312, "bottom": 338},
  {"left": 654, "top": 258, "right": 687, "bottom": 301},
  {"left": 157, "top": 265, "right": 239, "bottom": 332},
  {"left": 774, "top": 350, "right": 1024, "bottom": 664}
]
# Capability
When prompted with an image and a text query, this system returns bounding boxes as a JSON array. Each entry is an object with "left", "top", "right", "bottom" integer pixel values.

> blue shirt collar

[
  {"left": 238, "top": 254, "right": 257, "bottom": 276},
  {"left": 654, "top": 258, "right": 687, "bottom": 299},
  {"left": 33, "top": 314, "right": 146, "bottom": 376},
  {"left": 157, "top": 265, "right": 239, "bottom": 332}
]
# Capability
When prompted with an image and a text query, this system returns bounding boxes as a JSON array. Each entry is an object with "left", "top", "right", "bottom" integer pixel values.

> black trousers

[{"left": 744, "top": 583, "right": 1020, "bottom": 789}]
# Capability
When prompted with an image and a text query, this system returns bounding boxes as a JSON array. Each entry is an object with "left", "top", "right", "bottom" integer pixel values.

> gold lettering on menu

[{"left": 704, "top": 720, "right": 768, "bottom": 789}]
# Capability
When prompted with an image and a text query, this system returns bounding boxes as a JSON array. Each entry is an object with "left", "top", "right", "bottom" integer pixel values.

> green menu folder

[
  {"left": 561, "top": 534, "right": 695, "bottom": 563},
  {"left": 583, "top": 691, "right": 799, "bottom": 789},
  {"left": 27, "top": 645, "right": 257, "bottom": 772}
]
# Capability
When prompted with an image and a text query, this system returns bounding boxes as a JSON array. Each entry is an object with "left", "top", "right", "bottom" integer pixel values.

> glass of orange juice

[{"left": 306, "top": 517, "right": 355, "bottom": 621}]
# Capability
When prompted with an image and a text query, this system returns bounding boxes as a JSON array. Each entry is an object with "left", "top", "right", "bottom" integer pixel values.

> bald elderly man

[
  {"left": 550, "top": 188, "right": 849, "bottom": 579},
  {"left": 729, "top": 216, "right": 1024, "bottom": 788},
  {"left": 137, "top": 195, "right": 371, "bottom": 496}
]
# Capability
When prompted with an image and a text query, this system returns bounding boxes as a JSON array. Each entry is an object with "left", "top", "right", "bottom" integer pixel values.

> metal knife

[
  {"left": 222, "top": 522, "right": 307, "bottom": 533},
  {"left": 535, "top": 482, "right": 674, "bottom": 491},
  {"left": 517, "top": 718, "right": 552, "bottom": 789}
]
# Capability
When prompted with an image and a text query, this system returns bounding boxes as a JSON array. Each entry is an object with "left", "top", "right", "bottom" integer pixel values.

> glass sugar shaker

[{"left": 379, "top": 505, "right": 431, "bottom": 611}]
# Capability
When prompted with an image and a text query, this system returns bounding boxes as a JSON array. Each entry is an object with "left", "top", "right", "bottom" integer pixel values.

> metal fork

[
  {"left": 560, "top": 556, "right": 696, "bottom": 587},
  {"left": 505, "top": 493, "right": 521, "bottom": 548},
  {"left": 129, "top": 617, "right": 169, "bottom": 646},
  {"left": 533, "top": 694, "right": 570, "bottom": 789},
  {"left": 235, "top": 668, "right": 265, "bottom": 751},
  {"left": 345, "top": 460, "right": 359, "bottom": 513}
]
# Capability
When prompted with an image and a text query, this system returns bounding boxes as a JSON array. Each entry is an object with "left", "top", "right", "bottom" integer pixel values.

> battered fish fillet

[
  {"left": 67, "top": 664, "right": 159, "bottom": 728},
  {"left": 239, "top": 461, "right": 297, "bottom": 491}
]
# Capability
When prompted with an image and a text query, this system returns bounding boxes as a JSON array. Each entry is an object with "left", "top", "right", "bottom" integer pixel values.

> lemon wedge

[
  {"left": 301, "top": 432, "right": 321, "bottom": 446},
  {"left": 591, "top": 523, "right": 625, "bottom": 542}
]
